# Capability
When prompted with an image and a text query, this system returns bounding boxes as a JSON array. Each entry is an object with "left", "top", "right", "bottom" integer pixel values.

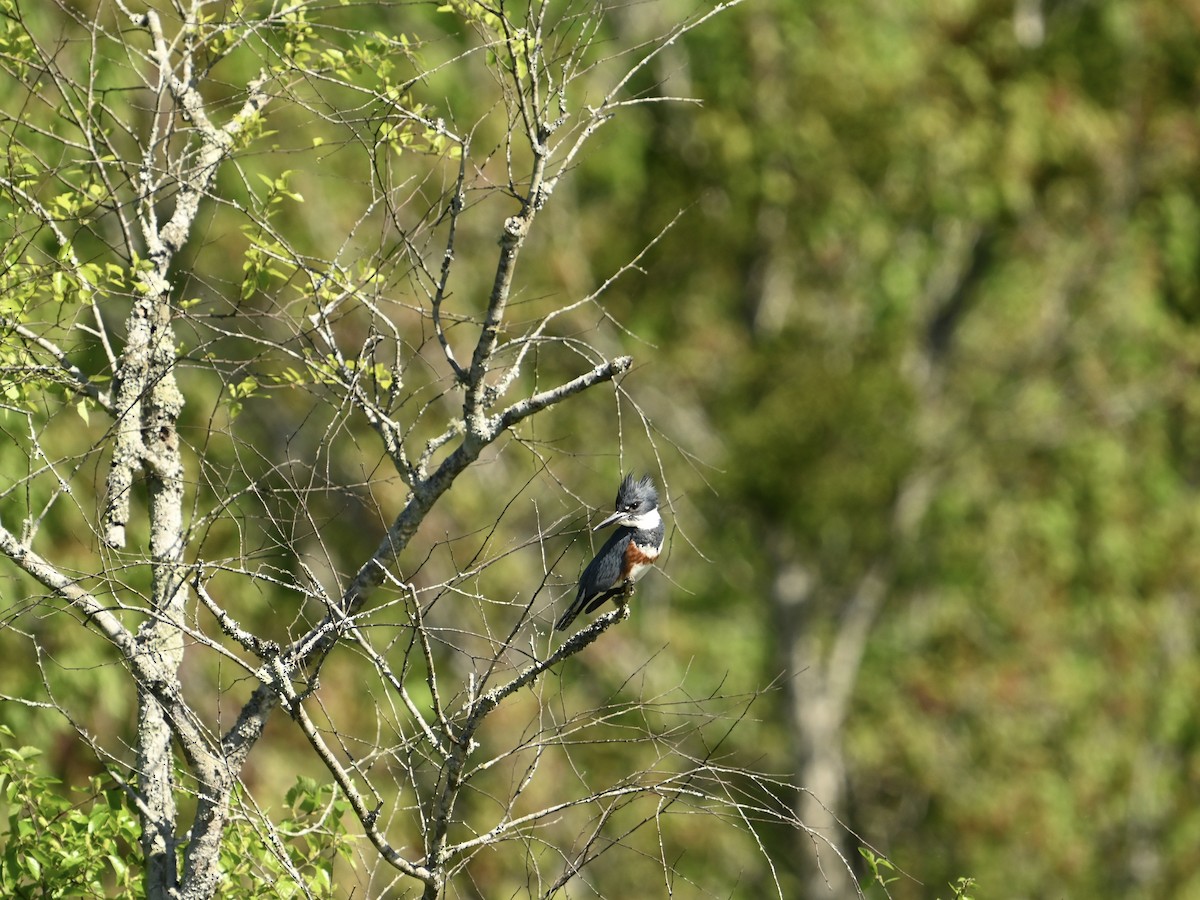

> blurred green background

[{"left": 4, "top": 0, "right": 1200, "bottom": 897}]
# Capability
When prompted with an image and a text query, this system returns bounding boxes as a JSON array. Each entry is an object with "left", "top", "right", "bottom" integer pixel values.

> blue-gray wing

[{"left": 554, "top": 529, "right": 631, "bottom": 631}]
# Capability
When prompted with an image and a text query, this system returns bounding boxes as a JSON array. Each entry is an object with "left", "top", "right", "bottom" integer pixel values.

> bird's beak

[{"left": 593, "top": 510, "right": 626, "bottom": 531}]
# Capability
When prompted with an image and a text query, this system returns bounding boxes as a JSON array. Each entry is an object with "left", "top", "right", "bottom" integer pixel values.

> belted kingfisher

[{"left": 555, "top": 473, "right": 664, "bottom": 631}]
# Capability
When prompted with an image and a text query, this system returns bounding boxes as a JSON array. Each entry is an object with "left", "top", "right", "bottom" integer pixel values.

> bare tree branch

[{"left": 0, "top": 3, "right": 779, "bottom": 898}]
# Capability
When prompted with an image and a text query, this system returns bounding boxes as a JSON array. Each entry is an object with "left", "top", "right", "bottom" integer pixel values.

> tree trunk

[
  {"left": 118, "top": 287, "right": 187, "bottom": 898},
  {"left": 771, "top": 546, "right": 884, "bottom": 898}
]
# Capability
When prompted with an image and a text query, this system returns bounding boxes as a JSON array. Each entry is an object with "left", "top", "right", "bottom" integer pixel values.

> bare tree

[{"left": 0, "top": 1, "right": 814, "bottom": 897}]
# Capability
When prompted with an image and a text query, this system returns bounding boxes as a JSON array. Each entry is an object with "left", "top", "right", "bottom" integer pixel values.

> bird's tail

[
  {"left": 554, "top": 598, "right": 583, "bottom": 632},
  {"left": 556, "top": 586, "right": 628, "bottom": 631}
]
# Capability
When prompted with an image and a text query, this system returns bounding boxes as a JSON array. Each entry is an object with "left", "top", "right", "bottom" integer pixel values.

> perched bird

[{"left": 555, "top": 473, "right": 664, "bottom": 631}]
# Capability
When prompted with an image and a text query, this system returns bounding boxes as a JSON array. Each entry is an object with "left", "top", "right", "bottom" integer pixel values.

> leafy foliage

[
  {"left": 0, "top": 728, "right": 141, "bottom": 898},
  {"left": 215, "top": 779, "right": 354, "bottom": 899},
  {"left": 0, "top": 727, "right": 352, "bottom": 899}
]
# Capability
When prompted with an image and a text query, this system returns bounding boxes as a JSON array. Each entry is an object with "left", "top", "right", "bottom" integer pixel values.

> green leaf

[{"left": 106, "top": 854, "right": 126, "bottom": 881}]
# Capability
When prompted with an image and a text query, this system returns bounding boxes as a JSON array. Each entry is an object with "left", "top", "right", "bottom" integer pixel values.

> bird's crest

[{"left": 615, "top": 472, "right": 657, "bottom": 510}]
